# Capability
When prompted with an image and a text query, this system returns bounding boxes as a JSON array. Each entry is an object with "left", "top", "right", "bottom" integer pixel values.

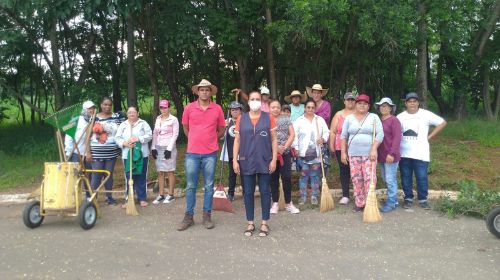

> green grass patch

[
  {"left": 435, "top": 180, "right": 500, "bottom": 218},
  {"left": 440, "top": 119, "right": 500, "bottom": 147}
]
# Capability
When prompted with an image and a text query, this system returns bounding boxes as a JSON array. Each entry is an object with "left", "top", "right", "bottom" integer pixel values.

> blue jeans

[
  {"left": 184, "top": 152, "right": 217, "bottom": 215},
  {"left": 242, "top": 173, "right": 271, "bottom": 221},
  {"left": 380, "top": 162, "right": 399, "bottom": 207},
  {"left": 91, "top": 158, "right": 117, "bottom": 199},
  {"left": 399, "top": 157, "right": 429, "bottom": 202}
]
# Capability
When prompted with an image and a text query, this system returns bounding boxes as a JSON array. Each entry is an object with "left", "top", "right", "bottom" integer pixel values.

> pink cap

[{"left": 159, "top": 100, "right": 169, "bottom": 108}]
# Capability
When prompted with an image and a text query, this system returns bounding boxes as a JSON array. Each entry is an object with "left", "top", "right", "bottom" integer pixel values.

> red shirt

[{"left": 182, "top": 100, "right": 225, "bottom": 154}]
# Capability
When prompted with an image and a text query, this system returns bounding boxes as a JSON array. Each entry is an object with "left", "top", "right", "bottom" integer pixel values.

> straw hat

[
  {"left": 284, "top": 90, "right": 307, "bottom": 103},
  {"left": 306, "top": 84, "right": 329, "bottom": 97},
  {"left": 191, "top": 79, "right": 218, "bottom": 95}
]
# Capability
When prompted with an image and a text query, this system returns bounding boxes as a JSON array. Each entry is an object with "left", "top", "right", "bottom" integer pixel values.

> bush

[{"left": 435, "top": 180, "right": 500, "bottom": 218}]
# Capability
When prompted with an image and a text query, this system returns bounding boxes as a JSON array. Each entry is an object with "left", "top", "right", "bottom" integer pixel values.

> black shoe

[
  {"left": 228, "top": 194, "right": 234, "bottom": 202},
  {"left": 403, "top": 200, "right": 413, "bottom": 209},
  {"left": 106, "top": 197, "right": 117, "bottom": 205},
  {"left": 419, "top": 201, "right": 431, "bottom": 210},
  {"left": 352, "top": 205, "right": 364, "bottom": 213}
]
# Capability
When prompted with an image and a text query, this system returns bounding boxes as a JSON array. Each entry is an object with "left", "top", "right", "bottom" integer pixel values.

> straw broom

[
  {"left": 316, "top": 118, "right": 334, "bottom": 213},
  {"left": 363, "top": 120, "right": 382, "bottom": 223},
  {"left": 126, "top": 143, "right": 139, "bottom": 216},
  {"left": 278, "top": 178, "right": 286, "bottom": 210}
]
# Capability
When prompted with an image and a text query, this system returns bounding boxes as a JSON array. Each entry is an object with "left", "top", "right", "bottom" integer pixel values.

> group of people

[{"left": 65, "top": 78, "right": 446, "bottom": 238}]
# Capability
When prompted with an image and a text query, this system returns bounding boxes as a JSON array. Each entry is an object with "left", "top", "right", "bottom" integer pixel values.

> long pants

[
  {"left": 227, "top": 158, "right": 237, "bottom": 196},
  {"left": 349, "top": 156, "right": 375, "bottom": 208},
  {"left": 124, "top": 157, "right": 148, "bottom": 201},
  {"left": 335, "top": 150, "right": 351, "bottom": 198},
  {"left": 91, "top": 158, "right": 117, "bottom": 199},
  {"left": 380, "top": 162, "right": 399, "bottom": 207},
  {"left": 242, "top": 173, "right": 271, "bottom": 221},
  {"left": 298, "top": 159, "right": 320, "bottom": 198},
  {"left": 399, "top": 157, "right": 429, "bottom": 202},
  {"left": 184, "top": 152, "right": 217, "bottom": 215},
  {"left": 270, "top": 153, "right": 292, "bottom": 204}
]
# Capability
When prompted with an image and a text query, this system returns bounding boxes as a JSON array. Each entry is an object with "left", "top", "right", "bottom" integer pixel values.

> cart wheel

[
  {"left": 23, "top": 200, "right": 44, "bottom": 229},
  {"left": 79, "top": 201, "right": 97, "bottom": 230},
  {"left": 486, "top": 206, "right": 500, "bottom": 238}
]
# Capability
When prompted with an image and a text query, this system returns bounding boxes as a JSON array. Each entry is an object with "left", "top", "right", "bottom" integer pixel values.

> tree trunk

[
  {"left": 482, "top": 67, "right": 494, "bottom": 120},
  {"left": 494, "top": 81, "right": 500, "bottom": 119},
  {"left": 472, "top": 0, "right": 500, "bottom": 67},
  {"left": 49, "top": 19, "right": 63, "bottom": 110},
  {"left": 264, "top": 2, "right": 277, "bottom": 99},
  {"left": 236, "top": 56, "right": 250, "bottom": 92},
  {"left": 416, "top": 1, "right": 428, "bottom": 108},
  {"left": 126, "top": 14, "right": 137, "bottom": 108}
]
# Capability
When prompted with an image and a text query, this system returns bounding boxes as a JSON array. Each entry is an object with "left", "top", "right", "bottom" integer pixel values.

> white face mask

[{"left": 249, "top": 100, "right": 261, "bottom": 112}]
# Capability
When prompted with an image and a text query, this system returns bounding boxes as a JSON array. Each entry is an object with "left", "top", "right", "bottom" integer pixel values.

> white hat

[
  {"left": 375, "top": 97, "right": 396, "bottom": 114},
  {"left": 82, "top": 100, "right": 96, "bottom": 109},
  {"left": 191, "top": 79, "right": 218, "bottom": 95},
  {"left": 260, "top": 86, "right": 270, "bottom": 95}
]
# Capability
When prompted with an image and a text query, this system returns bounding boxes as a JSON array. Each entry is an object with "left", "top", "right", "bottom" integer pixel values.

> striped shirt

[{"left": 90, "top": 112, "right": 125, "bottom": 160}]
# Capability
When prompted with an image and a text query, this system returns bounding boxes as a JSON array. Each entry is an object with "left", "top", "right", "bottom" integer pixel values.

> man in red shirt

[{"left": 178, "top": 79, "right": 225, "bottom": 231}]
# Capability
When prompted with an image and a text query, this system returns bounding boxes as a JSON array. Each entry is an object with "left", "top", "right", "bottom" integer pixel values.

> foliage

[{"left": 435, "top": 180, "right": 500, "bottom": 218}]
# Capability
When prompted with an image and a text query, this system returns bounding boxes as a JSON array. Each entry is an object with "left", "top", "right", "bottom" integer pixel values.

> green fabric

[
  {"left": 124, "top": 144, "right": 143, "bottom": 175},
  {"left": 44, "top": 103, "right": 82, "bottom": 138}
]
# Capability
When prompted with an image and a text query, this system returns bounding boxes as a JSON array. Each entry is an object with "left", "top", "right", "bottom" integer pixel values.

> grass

[{"left": 1, "top": 118, "right": 500, "bottom": 193}]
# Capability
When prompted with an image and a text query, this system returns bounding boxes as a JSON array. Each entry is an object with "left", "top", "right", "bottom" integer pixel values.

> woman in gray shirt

[{"left": 340, "top": 94, "right": 383, "bottom": 212}]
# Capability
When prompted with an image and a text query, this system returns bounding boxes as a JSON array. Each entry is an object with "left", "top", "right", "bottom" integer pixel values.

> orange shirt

[{"left": 234, "top": 113, "right": 277, "bottom": 133}]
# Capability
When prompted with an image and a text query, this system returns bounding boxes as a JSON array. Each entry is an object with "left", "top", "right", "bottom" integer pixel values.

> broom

[
  {"left": 278, "top": 178, "right": 286, "bottom": 210},
  {"left": 363, "top": 119, "right": 382, "bottom": 222},
  {"left": 126, "top": 143, "right": 139, "bottom": 216},
  {"left": 316, "top": 117, "right": 334, "bottom": 213}
]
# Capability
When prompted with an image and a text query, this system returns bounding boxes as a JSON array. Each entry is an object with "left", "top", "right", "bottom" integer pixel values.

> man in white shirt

[{"left": 397, "top": 92, "right": 447, "bottom": 210}]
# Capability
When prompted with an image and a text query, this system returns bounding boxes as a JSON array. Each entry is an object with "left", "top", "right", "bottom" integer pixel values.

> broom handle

[
  {"left": 369, "top": 117, "right": 376, "bottom": 189},
  {"left": 315, "top": 117, "right": 326, "bottom": 179},
  {"left": 218, "top": 109, "right": 231, "bottom": 184}
]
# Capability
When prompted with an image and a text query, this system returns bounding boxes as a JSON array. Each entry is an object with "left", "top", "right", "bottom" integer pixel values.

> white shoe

[
  {"left": 339, "top": 197, "right": 349, "bottom": 205},
  {"left": 270, "top": 202, "right": 279, "bottom": 214},
  {"left": 285, "top": 203, "right": 300, "bottom": 214},
  {"left": 152, "top": 195, "right": 165, "bottom": 205},
  {"left": 163, "top": 195, "right": 175, "bottom": 204}
]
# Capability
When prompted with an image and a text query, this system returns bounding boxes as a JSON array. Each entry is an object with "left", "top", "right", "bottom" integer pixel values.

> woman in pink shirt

[{"left": 151, "top": 100, "right": 179, "bottom": 205}]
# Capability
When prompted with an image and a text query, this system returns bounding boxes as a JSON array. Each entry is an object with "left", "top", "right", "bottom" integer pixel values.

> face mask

[{"left": 249, "top": 100, "right": 261, "bottom": 112}]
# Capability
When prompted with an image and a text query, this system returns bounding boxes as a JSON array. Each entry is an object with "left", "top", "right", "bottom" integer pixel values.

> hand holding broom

[
  {"left": 126, "top": 140, "right": 139, "bottom": 216},
  {"left": 316, "top": 117, "right": 334, "bottom": 213}
]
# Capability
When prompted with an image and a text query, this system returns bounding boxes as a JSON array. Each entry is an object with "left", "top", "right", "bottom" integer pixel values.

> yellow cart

[{"left": 23, "top": 162, "right": 110, "bottom": 230}]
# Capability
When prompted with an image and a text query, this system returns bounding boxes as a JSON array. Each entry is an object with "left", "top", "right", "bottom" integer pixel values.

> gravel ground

[{"left": 0, "top": 197, "right": 499, "bottom": 280}]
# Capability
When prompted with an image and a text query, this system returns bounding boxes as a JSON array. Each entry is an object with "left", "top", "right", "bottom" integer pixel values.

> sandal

[
  {"left": 259, "top": 224, "right": 270, "bottom": 237},
  {"left": 244, "top": 224, "right": 255, "bottom": 237}
]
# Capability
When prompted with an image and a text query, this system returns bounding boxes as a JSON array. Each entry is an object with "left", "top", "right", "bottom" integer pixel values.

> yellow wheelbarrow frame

[{"left": 23, "top": 161, "right": 111, "bottom": 230}]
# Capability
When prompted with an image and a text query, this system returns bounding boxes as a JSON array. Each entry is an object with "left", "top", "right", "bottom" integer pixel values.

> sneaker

[
  {"left": 270, "top": 202, "right": 279, "bottom": 214},
  {"left": 152, "top": 195, "right": 165, "bottom": 205},
  {"left": 311, "top": 196, "right": 318, "bottom": 205},
  {"left": 298, "top": 196, "right": 307, "bottom": 205},
  {"left": 419, "top": 201, "right": 431, "bottom": 210},
  {"left": 403, "top": 200, "right": 413, "bottom": 209},
  {"left": 163, "top": 195, "right": 175, "bottom": 204},
  {"left": 339, "top": 197, "right": 350, "bottom": 205},
  {"left": 380, "top": 204, "right": 396, "bottom": 213},
  {"left": 285, "top": 203, "right": 300, "bottom": 214},
  {"left": 106, "top": 197, "right": 117, "bottom": 205}
]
